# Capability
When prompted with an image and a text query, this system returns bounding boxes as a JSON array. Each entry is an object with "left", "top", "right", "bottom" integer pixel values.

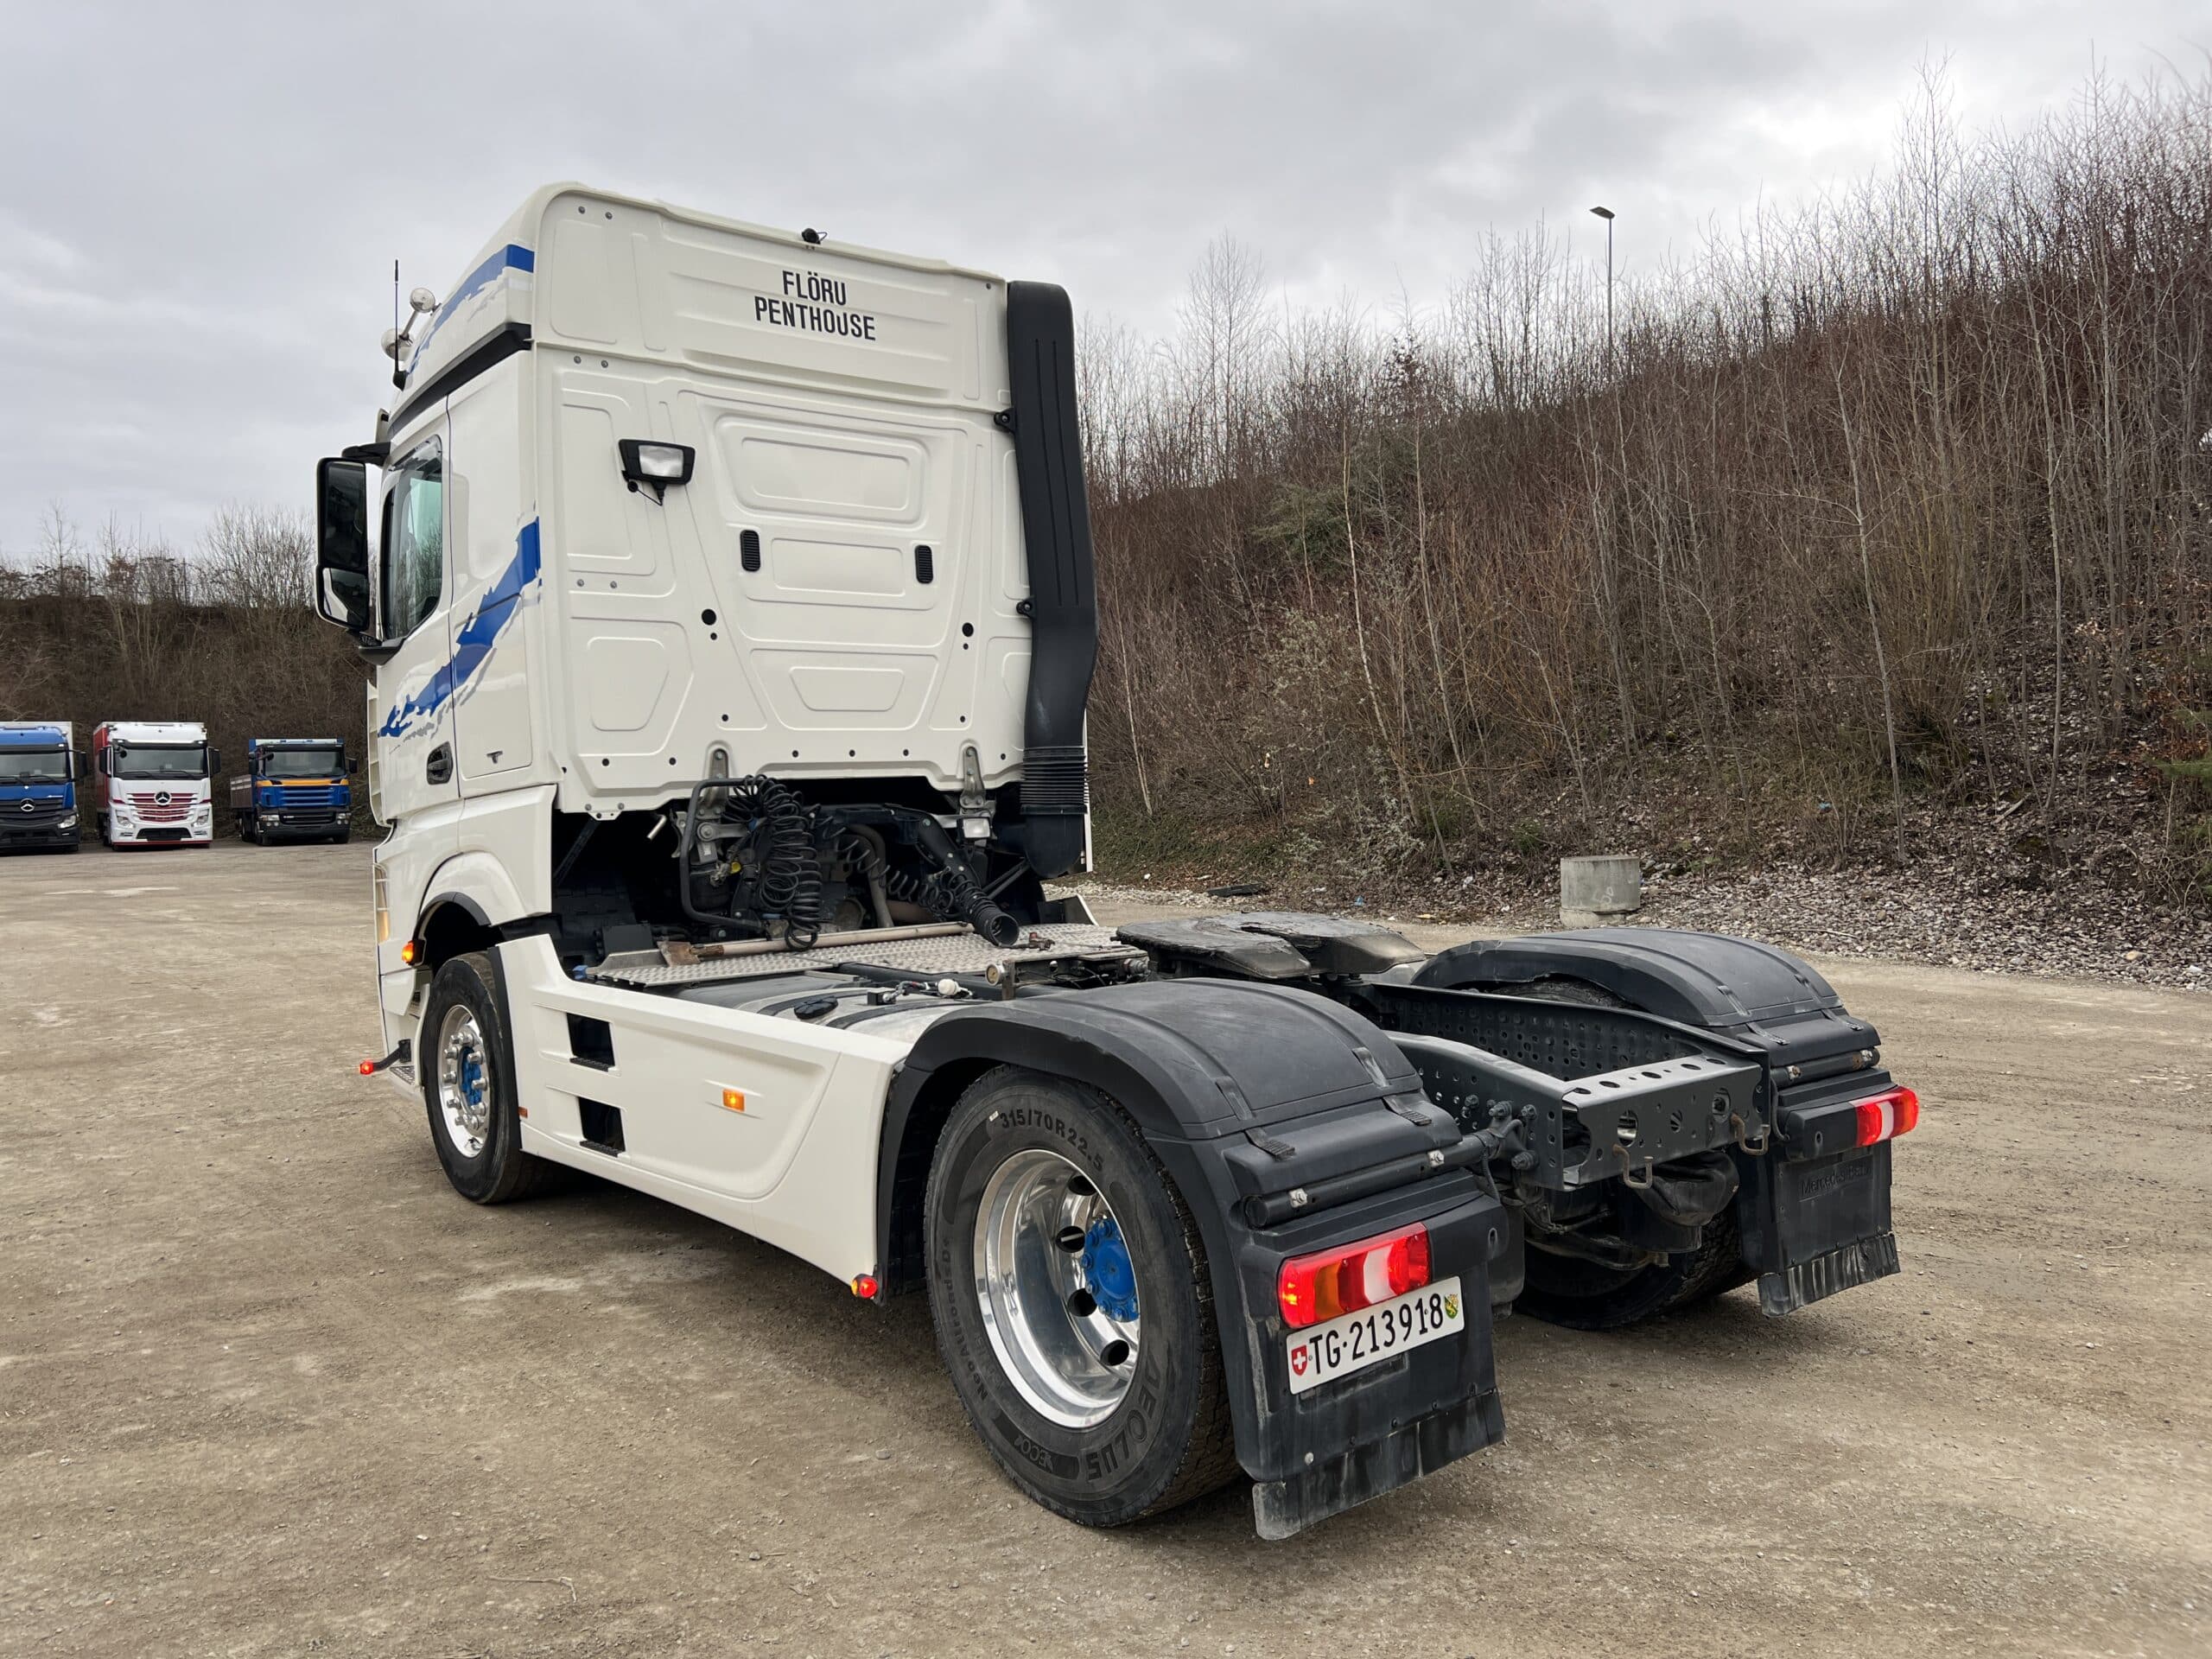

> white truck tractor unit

[
  {"left": 92, "top": 720, "right": 217, "bottom": 849},
  {"left": 314, "top": 185, "right": 1919, "bottom": 1537}
]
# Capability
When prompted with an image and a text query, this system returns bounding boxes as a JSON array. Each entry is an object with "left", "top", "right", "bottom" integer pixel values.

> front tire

[
  {"left": 418, "top": 950, "right": 554, "bottom": 1204},
  {"left": 924, "top": 1068, "right": 1239, "bottom": 1527}
]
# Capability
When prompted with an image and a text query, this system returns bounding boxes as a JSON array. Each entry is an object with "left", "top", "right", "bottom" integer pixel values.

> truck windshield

[
  {"left": 0, "top": 750, "right": 70, "bottom": 782},
  {"left": 114, "top": 744, "right": 208, "bottom": 780},
  {"left": 264, "top": 748, "right": 342, "bottom": 778}
]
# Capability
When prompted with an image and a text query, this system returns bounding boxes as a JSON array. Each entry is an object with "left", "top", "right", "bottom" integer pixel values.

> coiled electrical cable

[{"left": 723, "top": 776, "right": 827, "bottom": 948}]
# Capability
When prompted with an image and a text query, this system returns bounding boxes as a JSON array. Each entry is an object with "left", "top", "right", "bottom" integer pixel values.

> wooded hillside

[{"left": 1080, "top": 68, "right": 2212, "bottom": 905}]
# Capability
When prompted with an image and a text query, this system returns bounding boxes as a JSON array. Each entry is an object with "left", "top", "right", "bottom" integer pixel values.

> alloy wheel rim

[
  {"left": 435, "top": 1003, "right": 493, "bottom": 1158},
  {"left": 974, "top": 1147, "right": 1141, "bottom": 1429}
]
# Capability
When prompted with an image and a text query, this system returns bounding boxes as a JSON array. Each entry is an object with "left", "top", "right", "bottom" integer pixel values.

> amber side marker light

[
  {"left": 399, "top": 939, "right": 421, "bottom": 966},
  {"left": 720, "top": 1088, "right": 747, "bottom": 1113}
]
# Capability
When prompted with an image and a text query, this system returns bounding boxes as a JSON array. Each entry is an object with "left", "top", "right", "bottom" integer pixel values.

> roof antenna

[{"left": 391, "top": 260, "right": 407, "bottom": 390}]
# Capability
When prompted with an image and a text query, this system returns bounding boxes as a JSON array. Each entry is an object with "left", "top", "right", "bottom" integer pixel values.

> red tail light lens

[
  {"left": 1853, "top": 1085, "right": 1920, "bottom": 1147},
  {"left": 1277, "top": 1224, "right": 1431, "bottom": 1329}
]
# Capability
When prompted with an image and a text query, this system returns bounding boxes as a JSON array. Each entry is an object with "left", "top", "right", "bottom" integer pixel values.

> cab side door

[{"left": 369, "top": 424, "right": 461, "bottom": 988}]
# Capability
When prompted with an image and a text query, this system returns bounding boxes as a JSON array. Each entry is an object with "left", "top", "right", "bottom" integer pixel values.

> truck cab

[
  {"left": 231, "top": 738, "right": 353, "bottom": 844},
  {"left": 0, "top": 722, "right": 84, "bottom": 853},
  {"left": 92, "top": 721, "right": 216, "bottom": 849},
  {"left": 308, "top": 184, "right": 1916, "bottom": 1540}
]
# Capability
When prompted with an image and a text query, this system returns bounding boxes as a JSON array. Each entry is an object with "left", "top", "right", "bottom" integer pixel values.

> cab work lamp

[{"left": 618, "top": 440, "right": 695, "bottom": 502}]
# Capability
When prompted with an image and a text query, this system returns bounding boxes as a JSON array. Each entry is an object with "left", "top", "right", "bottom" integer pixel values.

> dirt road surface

[{"left": 4, "top": 842, "right": 2208, "bottom": 1657}]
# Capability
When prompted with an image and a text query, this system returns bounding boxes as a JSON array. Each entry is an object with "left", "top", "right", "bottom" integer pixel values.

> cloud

[{"left": 0, "top": 0, "right": 2198, "bottom": 552}]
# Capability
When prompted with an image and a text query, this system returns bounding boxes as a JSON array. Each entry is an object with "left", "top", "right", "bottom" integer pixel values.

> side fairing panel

[{"left": 499, "top": 935, "right": 900, "bottom": 1281}]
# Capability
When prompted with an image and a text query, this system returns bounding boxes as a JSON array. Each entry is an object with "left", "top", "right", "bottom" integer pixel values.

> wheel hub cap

[{"left": 1079, "top": 1218, "right": 1140, "bottom": 1323}]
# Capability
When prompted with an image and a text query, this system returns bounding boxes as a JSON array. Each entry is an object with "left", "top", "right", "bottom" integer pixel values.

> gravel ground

[
  {"left": 1064, "top": 862, "right": 2212, "bottom": 991},
  {"left": 6, "top": 843, "right": 2210, "bottom": 1657}
]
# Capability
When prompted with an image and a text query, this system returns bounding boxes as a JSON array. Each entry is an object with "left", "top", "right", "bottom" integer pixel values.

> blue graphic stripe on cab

[
  {"left": 406, "top": 244, "right": 535, "bottom": 372},
  {"left": 378, "top": 519, "right": 540, "bottom": 740}
]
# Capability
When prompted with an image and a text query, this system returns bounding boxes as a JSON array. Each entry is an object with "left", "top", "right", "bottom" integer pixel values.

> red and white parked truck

[
  {"left": 92, "top": 721, "right": 217, "bottom": 849},
  {"left": 313, "top": 183, "right": 1919, "bottom": 1537}
]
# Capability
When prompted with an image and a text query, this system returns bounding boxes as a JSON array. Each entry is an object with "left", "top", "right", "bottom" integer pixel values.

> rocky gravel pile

[{"left": 1066, "top": 863, "right": 2212, "bottom": 992}]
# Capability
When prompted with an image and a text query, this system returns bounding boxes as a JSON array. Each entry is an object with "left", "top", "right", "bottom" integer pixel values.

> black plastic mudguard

[
  {"left": 1414, "top": 927, "right": 1904, "bottom": 1313},
  {"left": 884, "top": 977, "right": 1512, "bottom": 1536}
]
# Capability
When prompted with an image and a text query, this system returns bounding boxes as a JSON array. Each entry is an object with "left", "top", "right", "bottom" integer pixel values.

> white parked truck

[
  {"left": 314, "top": 184, "right": 1918, "bottom": 1537},
  {"left": 92, "top": 721, "right": 216, "bottom": 849}
]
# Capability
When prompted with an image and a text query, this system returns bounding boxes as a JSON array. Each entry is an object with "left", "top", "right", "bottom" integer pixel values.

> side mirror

[
  {"left": 75, "top": 751, "right": 89, "bottom": 781},
  {"left": 315, "top": 457, "right": 373, "bottom": 632},
  {"left": 209, "top": 747, "right": 222, "bottom": 775}
]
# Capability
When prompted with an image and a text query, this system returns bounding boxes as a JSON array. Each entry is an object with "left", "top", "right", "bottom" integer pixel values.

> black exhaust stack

[{"left": 1002, "top": 281, "right": 1097, "bottom": 879}]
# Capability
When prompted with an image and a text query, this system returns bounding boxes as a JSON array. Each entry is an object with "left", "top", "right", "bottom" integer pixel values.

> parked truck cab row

[{"left": 0, "top": 723, "right": 359, "bottom": 853}]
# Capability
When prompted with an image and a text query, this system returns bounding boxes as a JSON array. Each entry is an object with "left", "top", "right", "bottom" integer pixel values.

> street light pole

[{"left": 1589, "top": 205, "right": 1615, "bottom": 377}]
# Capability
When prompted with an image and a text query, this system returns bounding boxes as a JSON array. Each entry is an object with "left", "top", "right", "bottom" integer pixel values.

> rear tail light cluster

[
  {"left": 1276, "top": 1224, "right": 1431, "bottom": 1329},
  {"left": 1853, "top": 1085, "right": 1920, "bottom": 1147}
]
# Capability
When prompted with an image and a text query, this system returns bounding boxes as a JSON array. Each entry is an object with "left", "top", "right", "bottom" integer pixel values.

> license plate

[{"left": 1286, "top": 1276, "right": 1465, "bottom": 1395}]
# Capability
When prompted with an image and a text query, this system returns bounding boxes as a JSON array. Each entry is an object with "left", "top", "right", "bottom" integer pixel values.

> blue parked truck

[
  {"left": 0, "top": 722, "right": 85, "bottom": 853},
  {"left": 229, "top": 738, "right": 354, "bottom": 844}
]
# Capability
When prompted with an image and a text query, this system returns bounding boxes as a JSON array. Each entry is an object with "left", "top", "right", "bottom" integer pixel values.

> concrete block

[{"left": 1560, "top": 854, "right": 1642, "bottom": 929}]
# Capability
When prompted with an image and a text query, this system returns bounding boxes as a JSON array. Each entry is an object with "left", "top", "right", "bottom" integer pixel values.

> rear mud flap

[
  {"left": 1758, "top": 1229, "right": 1899, "bottom": 1315},
  {"left": 1226, "top": 1188, "right": 1511, "bottom": 1539},
  {"left": 1737, "top": 1141, "right": 1899, "bottom": 1315},
  {"left": 1253, "top": 1389, "right": 1505, "bottom": 1541}
]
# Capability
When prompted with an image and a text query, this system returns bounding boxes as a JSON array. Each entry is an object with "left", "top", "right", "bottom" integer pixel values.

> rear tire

[
  {"left": 418, "top": 950, "right": 555, "bottom": 1205},
  {"left": 1517, "top": 1210, "right": 1751, "bottom": 1330},
  {"left": 924, "top": 1067, "right": 1240, "bottom": 1527}
]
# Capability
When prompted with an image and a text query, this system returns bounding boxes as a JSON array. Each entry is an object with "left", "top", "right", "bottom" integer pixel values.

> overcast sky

[{"left": 0, "top": 1, "right": 2199, "bottom": 557}]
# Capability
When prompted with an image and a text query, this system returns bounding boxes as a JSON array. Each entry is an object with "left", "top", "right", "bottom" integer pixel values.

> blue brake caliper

[{"left": 1080, "top": 1218, "right": 1140, "bottom": 1323}]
